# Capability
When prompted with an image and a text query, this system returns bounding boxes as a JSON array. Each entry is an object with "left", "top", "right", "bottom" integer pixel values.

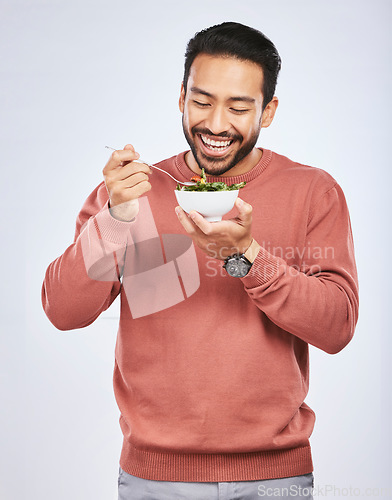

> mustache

[{"left": 191, "top": 127, "right": 243, "bottom": 142}]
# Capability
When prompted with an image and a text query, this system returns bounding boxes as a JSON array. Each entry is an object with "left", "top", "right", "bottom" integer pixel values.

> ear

[
  {"left": 179, "top": 82, "right": 185, "bottom": 113},
  {"left": 261, "top": 96, "right": 279, "bottom": 128}
]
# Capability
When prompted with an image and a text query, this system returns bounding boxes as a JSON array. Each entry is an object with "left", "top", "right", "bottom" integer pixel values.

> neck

[{"left": 185, "top": 148, "right": 263, "bottom": 177}]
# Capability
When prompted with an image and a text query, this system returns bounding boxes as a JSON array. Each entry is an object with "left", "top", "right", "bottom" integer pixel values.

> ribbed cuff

[
  {"left": 94, "top": 201, "right": 135, "bottom": 245},
  {"left": 241, "top": 245, "right": 280, "bottom": 288}
]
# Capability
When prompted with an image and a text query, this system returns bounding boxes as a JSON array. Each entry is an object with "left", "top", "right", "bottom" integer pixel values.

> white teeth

[{"left": 201, "top": 135, "right": 232, "bottom": 148}]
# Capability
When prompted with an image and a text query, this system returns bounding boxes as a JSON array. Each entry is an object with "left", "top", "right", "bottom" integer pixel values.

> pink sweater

[{"left": 42, "top": 149, "right": 359, "bottom": 482}]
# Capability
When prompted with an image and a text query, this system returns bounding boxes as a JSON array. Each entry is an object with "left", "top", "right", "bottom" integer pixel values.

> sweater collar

[{"left": 174, "top": 148, "right": 273, "bottom": 185}]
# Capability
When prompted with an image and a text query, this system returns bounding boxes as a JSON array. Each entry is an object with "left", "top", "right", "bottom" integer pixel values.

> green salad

[{"left": 176, "top": 168, "right": 246, "bottom": 192}]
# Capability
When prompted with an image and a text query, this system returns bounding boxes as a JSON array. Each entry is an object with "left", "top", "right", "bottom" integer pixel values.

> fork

[{"left": 105, "top": 146, "right": 195, "bottom": 185}]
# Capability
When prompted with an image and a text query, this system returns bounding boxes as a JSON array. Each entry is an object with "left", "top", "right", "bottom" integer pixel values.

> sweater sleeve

[
  {"left": 241, "top": 183, "right": 359, "bottom": 354},
  {"left": 41, "top": 184, "right": 135, "bottom": 330}
]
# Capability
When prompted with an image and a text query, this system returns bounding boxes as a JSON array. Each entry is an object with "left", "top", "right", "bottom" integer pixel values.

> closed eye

[
  {"left": 193, "top": 100, "right": 210, "bottom": 107},
  {"left": 230, "top": 108, "right": 250, "bottom": 114}
]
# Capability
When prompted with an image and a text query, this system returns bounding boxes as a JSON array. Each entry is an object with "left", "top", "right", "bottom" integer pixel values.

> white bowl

[{"left": 174, "top": 189, "right": 239, "bottom": 222}]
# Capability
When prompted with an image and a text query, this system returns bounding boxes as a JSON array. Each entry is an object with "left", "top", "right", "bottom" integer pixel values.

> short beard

[{"left": 182, "top": 121, "right": 260, "bottom": 176}]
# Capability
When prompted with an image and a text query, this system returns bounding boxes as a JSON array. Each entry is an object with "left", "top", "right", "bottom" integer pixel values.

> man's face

[{"left": 179, "top": 54, "right": 266, "bottom": 176}]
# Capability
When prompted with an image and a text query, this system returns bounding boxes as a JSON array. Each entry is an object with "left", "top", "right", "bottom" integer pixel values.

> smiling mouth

[{"left": 199, "top": 134, "right": 234, "bottom": 153}]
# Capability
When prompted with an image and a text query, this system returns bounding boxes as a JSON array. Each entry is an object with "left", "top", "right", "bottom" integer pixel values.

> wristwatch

[
  {"left": 223, "top": 239, "right": 260, "bottom": 278},
  {"left": 223, "top": 253, "right": 253, "bottom": 278}
]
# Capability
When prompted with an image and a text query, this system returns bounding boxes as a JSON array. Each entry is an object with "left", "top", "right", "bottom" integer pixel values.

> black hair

[{"left": 183, "top": 22, "right": 281, "bottom": 111}]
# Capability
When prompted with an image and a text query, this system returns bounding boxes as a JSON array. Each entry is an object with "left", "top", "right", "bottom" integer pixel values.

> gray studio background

[{"left": 1, "top": 0, "right": 391, "bottom": 499}]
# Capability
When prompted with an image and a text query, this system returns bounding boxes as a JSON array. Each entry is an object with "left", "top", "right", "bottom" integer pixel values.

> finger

[
  {"left": 126, "top": 179, "right": 152, "bottom": 198},
  {"left": 234, "top": 198, "right": 253, "bottom": 226},
  {"left": 103, "top": 149, "right": 141, "bottom": 174},
  {"left": 117, "top": 171, "right": 150, "bottom": 188},
  {"left": 119, "top": 145, "right": 138, "bottom": 168},
  {"left": 110, "top": 180, "right": 152, "bottom": 206},
  {"left": 175, "top": 206, "right": 198, "bottom": 234},
  {"left": 187, "top": 210, "right": 215, "bottom": 235},
  {"left": 111, "top": 161, "right": 152, "bottom": 181}
]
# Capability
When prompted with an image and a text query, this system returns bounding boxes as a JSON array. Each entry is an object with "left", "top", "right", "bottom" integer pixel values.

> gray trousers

[{"left": 118, "top": 467, "right": 314, "bottom": 499}]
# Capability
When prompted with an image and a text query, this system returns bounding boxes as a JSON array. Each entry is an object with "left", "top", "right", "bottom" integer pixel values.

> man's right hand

[{"left": 103, "top": 144, "right": 152, "bottom": 221}]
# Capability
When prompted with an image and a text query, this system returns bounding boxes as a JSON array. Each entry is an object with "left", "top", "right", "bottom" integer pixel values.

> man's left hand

[{"left": 175, "top": 197, "right": 253, "bottom": 260}]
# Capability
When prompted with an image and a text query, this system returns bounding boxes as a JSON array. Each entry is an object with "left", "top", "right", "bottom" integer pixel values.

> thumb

[{"left": 235, "top": 197, "right": 252, "bottom": 225}]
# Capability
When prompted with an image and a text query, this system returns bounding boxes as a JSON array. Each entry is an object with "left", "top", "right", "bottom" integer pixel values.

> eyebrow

[{"left": 190, "top": 86, "right": 256, "bottom": 104}]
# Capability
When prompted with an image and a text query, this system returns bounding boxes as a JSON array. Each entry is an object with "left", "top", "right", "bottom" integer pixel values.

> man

[{"left": 42, "top": 22, "right": 359, "bottom": 500}]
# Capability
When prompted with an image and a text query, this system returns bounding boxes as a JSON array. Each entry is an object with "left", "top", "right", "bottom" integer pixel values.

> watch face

[{"left": 225, "top": 257, "right": 251, "bottom": 277}]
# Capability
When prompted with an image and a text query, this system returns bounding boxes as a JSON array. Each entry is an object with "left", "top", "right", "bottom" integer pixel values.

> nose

[{"left": 205, "top": 106, "right": 230, "bottom": 135}]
